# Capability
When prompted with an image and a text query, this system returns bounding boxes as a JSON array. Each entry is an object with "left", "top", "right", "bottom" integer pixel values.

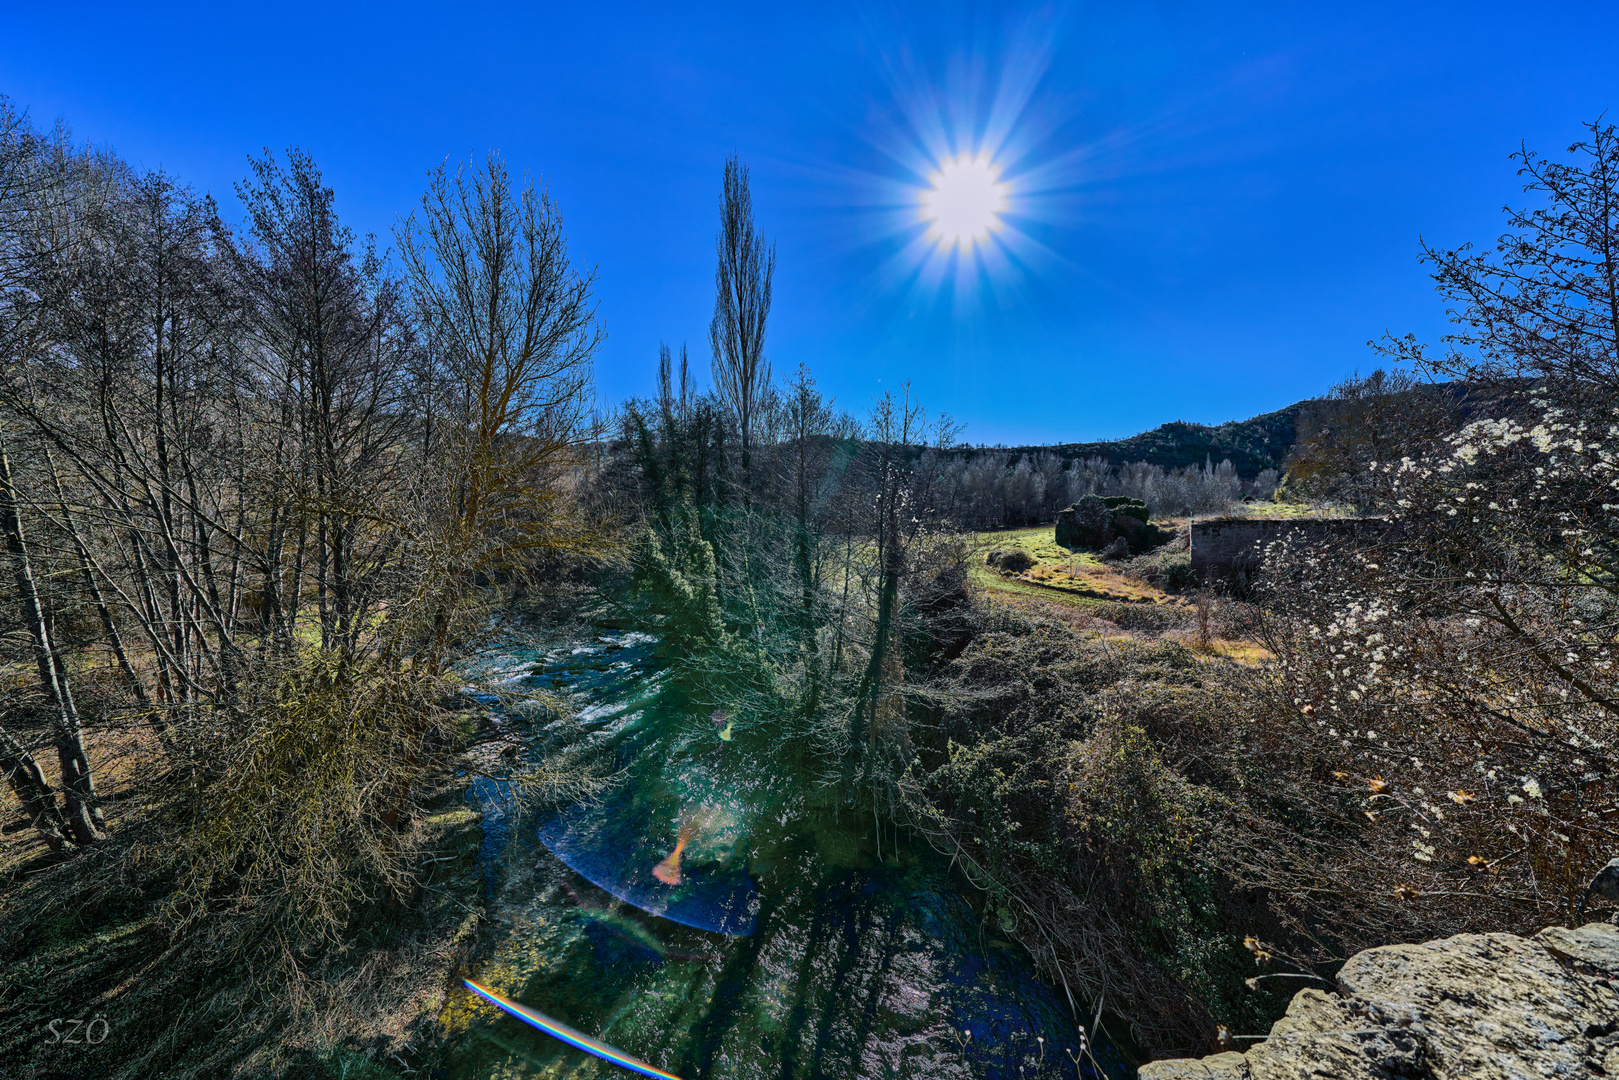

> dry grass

[
  {"left": 966, "top": 526, "right": 1271, "bottom": 664},
  {"left": 0, "top": 718, "right": 490, "bottom": 1080},
  {"left": 1176, "top": 500, "right": 1358, "bottom": 521}
]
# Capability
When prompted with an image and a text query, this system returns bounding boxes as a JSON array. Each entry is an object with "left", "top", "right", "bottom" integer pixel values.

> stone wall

[
  {"left": 1189, "top": 518, "right": 1388, "bottom": 578},
  {"left": 1137, "top": 921, "right": 1619, "bottom": 1080}
]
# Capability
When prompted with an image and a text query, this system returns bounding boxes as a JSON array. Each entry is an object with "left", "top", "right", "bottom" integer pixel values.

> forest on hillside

[
  {"left": 980, "top": 405, "right": 1302, "bottom": 479},
  {"left": 2, "top": 95, "right": 1618, "bottom": 1079}
]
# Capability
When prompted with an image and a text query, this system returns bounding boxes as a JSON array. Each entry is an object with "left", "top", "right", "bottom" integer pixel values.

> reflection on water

[
  {"left": 540, "top": 799, "right": 759, "bottom": 935},
  {"left": 446, "top": 633, "right": 1135, "bottom": 1080}
]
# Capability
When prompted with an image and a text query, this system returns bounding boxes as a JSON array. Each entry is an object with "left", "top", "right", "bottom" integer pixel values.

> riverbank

[
  {"left": 1139, "top": 921, "right": 1619, "bottom": 1079},
  {"left": 0, "top": 731, "right": 490, "bottom": 1080}
]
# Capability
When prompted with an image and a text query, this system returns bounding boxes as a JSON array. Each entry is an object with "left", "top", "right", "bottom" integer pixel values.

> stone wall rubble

[{"left": 1188, "top": 518, "right": 1390, "bottom": 578}]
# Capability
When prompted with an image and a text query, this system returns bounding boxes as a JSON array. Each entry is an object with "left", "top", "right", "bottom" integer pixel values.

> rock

[
  {"left": 1055, "top": 496, "right": 1113, "bottom": 549},
  {"left": 1579, "top": 858, "right": 1619, "bottom": 919},
  {"left": 1535, "top": 921, "right": 1619, "bottom": 975},
  {"left": 1056, "top": 495, "right": 1166, "bottom": 551},
  {"left": 1139, "top": 1051, "right": 1250, "bottom": 1080},
  {"left": 1139, "top": 922, "right": 1619, "bottom": 1079}
]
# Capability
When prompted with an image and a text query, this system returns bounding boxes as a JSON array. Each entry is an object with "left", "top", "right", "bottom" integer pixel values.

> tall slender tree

[
  {"left": 0, "top": 443, "right": 102, "bottom": 843},
  {"left": 235, "top": 149, "right": 415, "bottom": 657},
  {"left": 709, "top": 155, "right": 774, "bottom": 491}
]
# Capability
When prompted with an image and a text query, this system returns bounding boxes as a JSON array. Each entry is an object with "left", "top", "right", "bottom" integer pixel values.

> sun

[{"left": 921, "top": 155, "right": 1008, "bottom": 248}]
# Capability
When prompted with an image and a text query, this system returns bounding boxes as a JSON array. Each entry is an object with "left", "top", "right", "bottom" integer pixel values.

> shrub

[
  {"left": 985, "top": 548, "right": 1036, "bottom": 573},
  {"left": 903, "top": 624, "right": 1294, "bottom": 1057},
  {"left": 1089, "top": 601, "right": 1188, "bottom": 634},
  {"left": 1121, "top": 551, "right": 1196, "bottom": 594},
  {"left": 1161, "top": 554, "right": 1196, "bottom": 592},
  {"left": 1103, "top": 496, "right": 1151, "bottom": 523}
]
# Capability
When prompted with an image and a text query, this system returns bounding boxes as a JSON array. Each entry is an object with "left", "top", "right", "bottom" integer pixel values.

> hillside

[
  {"left": 964, "top": 401, "right": 1307, "bottom": 478},
  {"left": 955, "top": 379, "right": 1530, "bottom": 481}
]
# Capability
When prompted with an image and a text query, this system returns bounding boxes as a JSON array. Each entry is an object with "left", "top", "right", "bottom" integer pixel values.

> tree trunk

[
  {"left": 0, "top": 723, "right": 66, "bottom": 851},
  {"left": 0, "top": 444, "right": 103, "bottom": 844},
  {"left": 47, "top": 448, "right": 159, "bottom": 725},
  {"left": 853, "top": 484, "right": 903, "bottom": 756},
  {"left": 795, "top": 525, "right": 820, "bottom": 719}
]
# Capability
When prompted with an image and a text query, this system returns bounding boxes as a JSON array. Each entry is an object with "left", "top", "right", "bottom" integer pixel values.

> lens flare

[
  {"left": 922, "top": 155, "right": 1008, "bottom": 248},
  {"left": 463, "top": 980, "right": 684, "bottom": 1079}
]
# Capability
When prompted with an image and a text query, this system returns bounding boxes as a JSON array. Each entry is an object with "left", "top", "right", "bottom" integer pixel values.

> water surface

[{"left": 445, "top": 632, "right": 1134, "bottom": 1080}]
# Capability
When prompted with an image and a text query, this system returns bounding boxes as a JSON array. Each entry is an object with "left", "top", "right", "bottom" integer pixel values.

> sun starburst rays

[
  {"left": 863, "top": 23, "right": 1071, "bottom": 310},
  {"left": 788, "top": 14, "right": 1077, "bottom": 312}
]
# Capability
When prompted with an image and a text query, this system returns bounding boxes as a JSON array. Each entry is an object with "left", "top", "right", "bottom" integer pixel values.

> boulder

[
  {"left": 1138, "top": 921, "right": 1619, "bottom": 1080},
  {"left": 1056, "top": 496, "right": 1165, "bottom": 551}
]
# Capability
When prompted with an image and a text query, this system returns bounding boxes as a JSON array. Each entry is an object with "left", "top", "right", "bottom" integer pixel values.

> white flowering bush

[{"left": 1241, "top": 122, "right": 1619, "bottom": 937}]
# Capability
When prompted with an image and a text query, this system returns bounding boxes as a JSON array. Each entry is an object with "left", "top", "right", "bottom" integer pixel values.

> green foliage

[
  {"left": 1102, "top": 496, "right": 1151, "bottom": 523},
  {"left": 984, "top": 548, "right": 1036, "bottom": 573},
  {"left": 630, "top": 504, "right": 728, "bottom": 656},
  {"left": 626, "top": 501, "right": 787, "bottom": 720},
  {"left": 164, "top": 654, "right": 452, "bottom": 942},
  {"left": 1124, "top": 551, "right": 1197, "bottom": 594}
]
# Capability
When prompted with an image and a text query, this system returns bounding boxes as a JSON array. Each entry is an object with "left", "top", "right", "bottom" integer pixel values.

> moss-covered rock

[{"left": 1056, "top": 496, "right": 1167, "bottom": 553}]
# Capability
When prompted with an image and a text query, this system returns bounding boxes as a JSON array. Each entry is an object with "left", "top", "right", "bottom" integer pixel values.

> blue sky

[{"left": 5, "top": 2, "right": 1618, "bottom": 444}]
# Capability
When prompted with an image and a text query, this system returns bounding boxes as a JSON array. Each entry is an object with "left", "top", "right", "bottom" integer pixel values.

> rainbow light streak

[{"left": 463, "top": 979, "right": 684, "bottom": 1080}]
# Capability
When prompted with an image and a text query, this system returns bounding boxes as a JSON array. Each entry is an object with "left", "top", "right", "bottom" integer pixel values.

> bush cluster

[
  {"left": 1121, "top": 550, "right": 1197, "bottom": 594},
  {"left": 984, "top": 548, "right": 1037, "bottom": 573},
  {"left": 901, "top": 620, "right": 1296, "bottom": 1057}
]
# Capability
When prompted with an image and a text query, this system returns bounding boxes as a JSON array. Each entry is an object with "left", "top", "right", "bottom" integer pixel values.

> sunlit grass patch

[
  {"left": 967, "top": 561, "right": 1102, "bottom": 607},
  {"left": 1163, "top": 631, "right": 1274, "bottom": 666},
  {"left": 969, "top": 524, "right": 1179, "bottom": 605},
  {"left": 1022, "top": 562, "right": 1168, "bottom": 603},
  {"left": 1203, "top": 500, "right": 1356, "bottom": 520},
  {"left": 965, "top": 525, "right": 1271, "bottom": 663}
]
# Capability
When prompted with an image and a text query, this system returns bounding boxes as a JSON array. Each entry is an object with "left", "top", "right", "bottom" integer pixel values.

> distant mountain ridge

[
  {"left": 959, "top": 401, "right": 1308, "bottom": 479},
  {"left": 947, "top": 380, "right": 1528, "bottom": 480}
]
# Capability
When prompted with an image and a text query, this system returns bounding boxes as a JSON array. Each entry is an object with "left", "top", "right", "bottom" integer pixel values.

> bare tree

[
  {"left": 853, "top": 385, "right": 957, "bottom": 754},
  {"left": 782, "top": 363, "right": 837, "bottom": 717},
  {"left": 0, "top": 104, "right": 121, "bottom": 847},
  {"left": 0, "top": 443, "right": 101, "bottom": 843},
  {"left": 397, "top": 150, "right": 602, "bottom": 673},
  {"left": 709, "top": 155, "right": 775, "bottom": 490},
  {"left": 0, "top": 97, "right": 47, "bottom": 366},
  {"left": 235, "top": 149, "right": 416, "bottom": 657}
]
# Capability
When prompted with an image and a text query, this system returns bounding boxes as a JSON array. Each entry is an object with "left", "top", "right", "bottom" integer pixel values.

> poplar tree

[{"left": 709, "top": 155, "right": 774, "bottom": 492}]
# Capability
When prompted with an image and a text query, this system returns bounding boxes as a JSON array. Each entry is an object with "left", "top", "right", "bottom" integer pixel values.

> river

[{"left": 439, "top": 630, "right": 1136, "bottom": 1080}]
